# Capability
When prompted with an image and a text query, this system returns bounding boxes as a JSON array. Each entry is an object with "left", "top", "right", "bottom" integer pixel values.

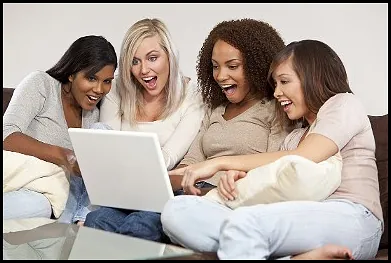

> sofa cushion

[{"left": 369, "top": 115, "right": 388, "bottom": 250}]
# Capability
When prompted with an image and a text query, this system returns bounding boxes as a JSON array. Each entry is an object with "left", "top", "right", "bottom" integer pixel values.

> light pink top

[{"left": 281, "top": 93, "right": 383, "bottom": 222}]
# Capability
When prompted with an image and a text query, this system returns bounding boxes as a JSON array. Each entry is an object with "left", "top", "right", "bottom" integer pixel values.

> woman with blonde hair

[{"left": 83, "top": 18, "right": 205, "bottom": 241}]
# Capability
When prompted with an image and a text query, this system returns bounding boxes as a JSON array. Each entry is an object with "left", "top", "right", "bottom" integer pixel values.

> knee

[
  {"left": 161, "top": 196, "right": 203, "bottom": 239},
  {"left": 84, "top": 208, "right": 107, "bottom": 228},
  {"left": 161, "top": 196, "right": 188, "bottom": 234},
  {"left": 84, "top": 210, "right": 99, "bottom": 227},
  {"left": 41, "top": 199, "right": 53, "bottom": 218},
  {"left": 3, "top": 190, "right": 52, "bottom": 220},
  {"left": 132, "top": 211, "right": 161, "bottom": 227},
  {"left": 221, "top": 207, "right": 260, "bottom": 235},
  {"left": 119, "top": 211, "right": 163, "bottom": 241},
  {"left": 160, "top": 199, "right": 176, "bottom": 235},
  {"left": 30, "top": 196, "right": 52, "bottom": 219}
]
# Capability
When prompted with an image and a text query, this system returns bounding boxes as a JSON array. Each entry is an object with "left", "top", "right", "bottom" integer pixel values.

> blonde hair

[{"left": 118, "top": 18, "right": 187, "bottom": 126}]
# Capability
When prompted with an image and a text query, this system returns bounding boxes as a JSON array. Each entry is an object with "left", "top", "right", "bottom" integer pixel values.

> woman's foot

[
  {"left": 292, "top": 244, "right": 353, "bottom": 260},
  {"left": 76, "top": 221, "right": 84, "bottom": 226}
]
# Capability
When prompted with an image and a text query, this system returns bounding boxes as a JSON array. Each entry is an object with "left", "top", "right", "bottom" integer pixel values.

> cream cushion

[
  {"left": 3, "top": 150, "right": 70, "bottom": 218},
  {"left": 204, "top": 153, "right": 342, "bottom": 209}
]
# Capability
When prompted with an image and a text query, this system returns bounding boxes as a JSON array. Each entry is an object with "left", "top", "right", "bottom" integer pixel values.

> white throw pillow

[
  {"left": 204, "top": 153, "right": 342, "bottom": 209},
  {"left": 3, "top": 150, "right": 70, "bottom": 218}
]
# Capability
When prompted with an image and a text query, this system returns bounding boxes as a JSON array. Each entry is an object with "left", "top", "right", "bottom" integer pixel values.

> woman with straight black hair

[{"left": 3, "top": 35, "right": 117, "bottom": 223}]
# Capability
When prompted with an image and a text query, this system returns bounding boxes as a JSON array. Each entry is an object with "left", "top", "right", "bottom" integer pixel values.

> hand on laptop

[
  {"left": 59, "top": 147, "right": 82, "bottom": 176},
  {"left": 169, "top": 159, "right": 219, "bottom": 195}
]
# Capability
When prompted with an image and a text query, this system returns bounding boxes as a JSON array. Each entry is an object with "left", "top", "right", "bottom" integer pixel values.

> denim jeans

[
  {"left": 3, "top": 189, "right": 52, "bottom": 220},
  {"left": 84, "top": 182, "right": 216, "bottom": 242},
  {"left": 57, "top": 122, "right": 114, "bottom": 223},
  {"left": 84, "top": 207, "right": 168, "bottom": 242},
  {"left": 161, "top": 196, "right": 383, "bottom": 260},
  {"left": 57, "top": 174, "right": 94, "bottom": 224},
  {"left": 84, "top": 189, "right": 184, "bottom": 242},
  {"left": 3, "top": 171, "right": 91, "bottom": 223},
  {"left": 83, "top": 120, "right": 216, "bottom": 241}
]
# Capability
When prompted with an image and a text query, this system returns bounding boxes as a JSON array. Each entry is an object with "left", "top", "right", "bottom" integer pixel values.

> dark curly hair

[{"left": 197, "top": 18, "right": 285, "bottom": 109}]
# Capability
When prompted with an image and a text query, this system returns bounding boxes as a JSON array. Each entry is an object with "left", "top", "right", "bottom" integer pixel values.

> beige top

[
  {"left": 281, "top": 93, "right": 383, "bottom": 223},
  {"left": 180, "top": 99, "right": 290, "bottom": 185}
]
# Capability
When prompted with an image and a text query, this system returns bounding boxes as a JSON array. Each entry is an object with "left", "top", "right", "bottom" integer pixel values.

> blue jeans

[
  {"left": 3, "top": 189, "right": 52, "bottom": 219},
  {"left": 84, "top": 189, "right": 185, "bottom": 242},
  {"left": 161, "top": 196, "right": 383, "bottom": 260},
  {"left": 57, "top": 122, "right": 114, "bottom": 223},
  {"left": 57, "top": 175, "right": 93, "bottom": 223},
  {"left": 3, "top": 175, "right": 92, "bottom": 223},
  {"left": 84, "top": 208, "right": 168, "bottom": 242},
  {"left": 84, "top": 181, "right": 216, "bottom": 242}
]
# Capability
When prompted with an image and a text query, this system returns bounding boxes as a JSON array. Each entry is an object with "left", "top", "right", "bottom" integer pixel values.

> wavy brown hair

[
  {"left": 267, "top": 39, "right": 353, "bottom": 127},
  {"left": 197, "top": 18, "right": 285, "bottom": 109}
]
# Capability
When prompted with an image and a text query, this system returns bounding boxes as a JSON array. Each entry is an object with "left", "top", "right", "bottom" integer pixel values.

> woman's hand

[
  {"left": 168, "top": 159, "right": 221, "bottom": 195},
  {"left": 58, "top": 147, "right": 81, "bottom": 176},
  {"left": 218, "top": 170, "right": 247, "bottom": 201}
]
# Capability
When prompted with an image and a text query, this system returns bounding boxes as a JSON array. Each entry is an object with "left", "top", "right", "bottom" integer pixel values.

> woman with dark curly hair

[{"left": 169, "top": 18, "right": 293, "bottom": 192}]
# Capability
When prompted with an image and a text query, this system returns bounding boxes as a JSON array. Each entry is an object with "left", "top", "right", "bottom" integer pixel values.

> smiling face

[
  {"left": 272, "top": 57, "right": 316, "bottom": 124},
  {"left": 211, "top": 40, "right": 252, "bottom": 104},
  {"left": 131, "top": 35, "right": 170, "bottom": 101},
  {"left": 69, "top": 64, "right": 115, "bottom": 111}
]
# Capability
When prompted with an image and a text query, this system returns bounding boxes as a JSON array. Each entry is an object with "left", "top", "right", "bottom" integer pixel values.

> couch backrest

[{"left": 369, "top": 115, "right": 388, "bottom": 249}]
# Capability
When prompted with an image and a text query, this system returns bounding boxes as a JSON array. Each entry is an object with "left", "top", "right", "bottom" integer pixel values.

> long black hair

[{"left": 46, "top": 35, "right": 117, "bottom": 83}]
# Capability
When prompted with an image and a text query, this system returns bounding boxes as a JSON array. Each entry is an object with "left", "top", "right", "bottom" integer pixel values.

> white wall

[{"left": 3, "top": 3, "right": 388, "bottom": 115}]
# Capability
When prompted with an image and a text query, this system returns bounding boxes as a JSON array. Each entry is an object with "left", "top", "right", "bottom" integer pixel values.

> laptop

[{"left": 68, "top": 128, "right": 174, "bottom": 213}]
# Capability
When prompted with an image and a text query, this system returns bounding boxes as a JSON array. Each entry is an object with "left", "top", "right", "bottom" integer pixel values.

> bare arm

[
  {"left": 169, "top": 164, "right": 187, "bottom": 191},
  {"left": 173, "top": 133, "right": 338, "bottom": 195},
  {"left": 3, "top": 132, "right": 80, "bottom": 174},
  {"left": 170, "top": 164, "right": 215, "bottom": 195},
  {"left": 3, "top": 72, "right": 80, "bottom": 174},
  {"left": 219, "top": 133, "right": 338, "bottom": 172}
]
